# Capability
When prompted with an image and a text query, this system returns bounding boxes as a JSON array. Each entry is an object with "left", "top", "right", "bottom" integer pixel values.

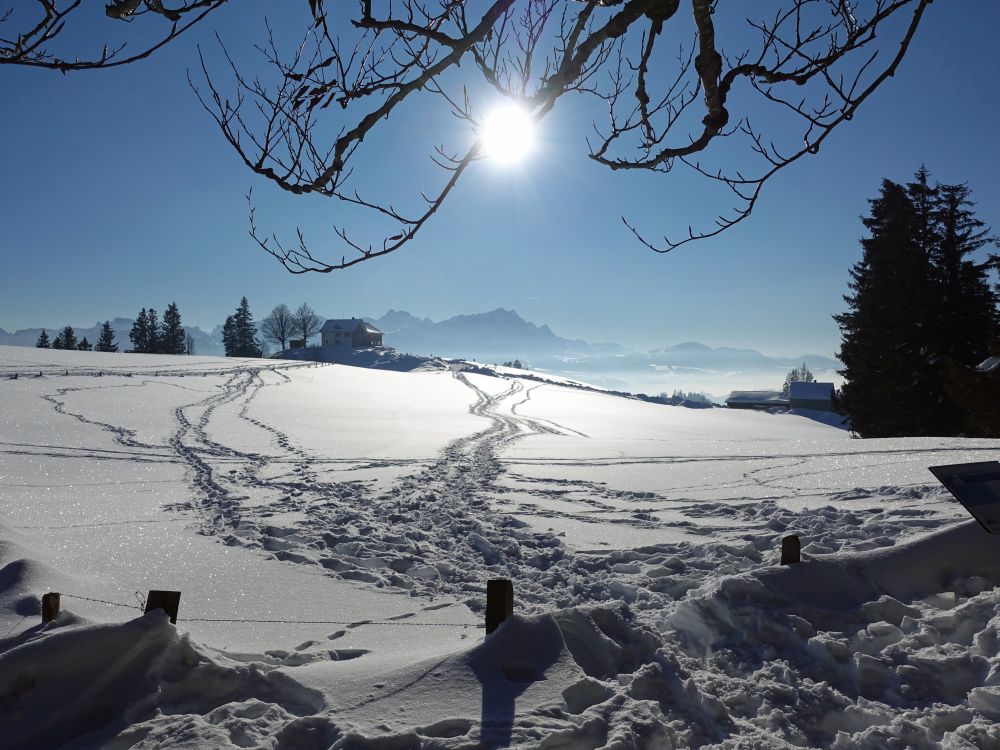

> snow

[
  {"left": 977, "top": 356, "right": 1000, "bottom": 373},
  {"left": 2, "top": 345, "right": 1000, "bottom": 748}
]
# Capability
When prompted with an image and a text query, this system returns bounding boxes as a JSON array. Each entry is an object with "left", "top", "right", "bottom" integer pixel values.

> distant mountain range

[
  {"left": 0, "top": 308, "right": 840, "bottom": 395},
  {"left": 365, "top": 308, "right": 627, "bottom": 360}
]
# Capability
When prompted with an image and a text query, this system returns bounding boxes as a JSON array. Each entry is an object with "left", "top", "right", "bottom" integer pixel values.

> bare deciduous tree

[
  {"left": 4, "top": 2, "right": 935, "bottom": 272},
  {"left": 262, "top": 303, "right": 295, "bottom": 351},
  {"left": 190, "top": 0, "right": 932, "bottom": 273},
  {"left": 0, "top": 0, "right": 228, "bottom": 71},
  {"left": 293, "top": 302, "right": 322, "bottom": 347}
]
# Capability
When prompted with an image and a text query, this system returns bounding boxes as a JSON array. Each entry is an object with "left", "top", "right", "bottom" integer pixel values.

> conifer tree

[
  {"left": 147, "top": 308, "right": 160, "bottom": 354},
  {"left": 837, "top": 170, "right": 998, "bottom": 437},
  {"left": 222, "top": 314, "right": 237, "bottom": 357},
  {"left": 781, "top": 370, "right": 799, "bottom": 399},
  {"left": 35, "top": 329, "right": 50, "bottom": 348},
  {"left": 161, "top": 302, "right": 185, "bottom": 355},
  {"left": 53, "top": 326, "right": 78, "bottom": 351},
  {"left": 130, "top": 309, "right": 150, "bottom": 353},
  {"left": 836, "top": 179, "right": 933, "bottom": 437},
  {"left": 77, "top": 337, "right": 92, "bottom": 351},
  {"left": 96, "top": 321, "right": 118, "bottom": 352},
  {"left": 929, "top": 182, "right": 997, "bottom": 365},
  {"left": 228, "top": 297, "right": 262, "bottom": 357}
]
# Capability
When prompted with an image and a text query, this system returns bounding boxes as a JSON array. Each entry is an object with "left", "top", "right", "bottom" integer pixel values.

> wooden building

[
  {"left": 725, "top": 391, "right": 788, "bottom": 410},
  {"left": 320, "top": 318, "right": 383, "bottom": 348}
]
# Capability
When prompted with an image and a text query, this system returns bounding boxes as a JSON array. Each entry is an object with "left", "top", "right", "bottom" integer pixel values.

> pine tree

[
  {"left": 229, "top": 297, "right": 262, "bottom": 357},
  {"left": 930, "top": 182, "right": 997, "bottom": 364},
  {"left": 147, "top": 308, "right": 160, "bottom": 354},
  {"left": 56, "top": 326, "right": 78, "bottom": 350},
  {"left": 130, "top": 309, "right": 150, "bottom": 353},
  {"left": 35, "top": 329, "right": 50, "bottom": 348},
  {"left": 96, "top": 321, "right": 118, "bottom": 352},
  {"left": 222, "top": 314, "right": 237, "bottom": 357},
  {"left": 836, "top": 179, "right": 934, "bottom": 437},
  {"left": 836, "top": 169, "right": 999, "bottom": 437},
  {"left": 77, "top": 337, "right": 92, "bottom": 351},
  {"left": 161, "top": 302, "right": 185, "bottom": 355}
]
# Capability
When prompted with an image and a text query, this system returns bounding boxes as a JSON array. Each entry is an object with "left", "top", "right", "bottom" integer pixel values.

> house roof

[
  {"left": 789, "top": 381, "right": 834, "bottom": 399},
  {"left": 726, "top": 390, "right": 787, "bottom": 404},
  {"left": 320, "top": 318, "right": 382, "bottom": 335}
]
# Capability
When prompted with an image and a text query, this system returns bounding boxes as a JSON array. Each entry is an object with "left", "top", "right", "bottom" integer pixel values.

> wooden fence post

[
  {"left": 41, "top": 592, "right": 60, "bottom": 623},
  {"left": 781, "top": 535, "right": 801, "bottom": 565},
  {"left": 145, "top": 590, "right": 181, "bottom": 624},
  {"left": 485, "top": 579, "right": 513, "bottom": 634}
]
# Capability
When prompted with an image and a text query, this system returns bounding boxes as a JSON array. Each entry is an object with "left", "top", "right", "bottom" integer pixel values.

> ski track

[
  {"left": 14, "top": 360, "right": 998, "bottom": 748},
  {"left": 99, "top": 366, "right": 968, "bottom": 624}
]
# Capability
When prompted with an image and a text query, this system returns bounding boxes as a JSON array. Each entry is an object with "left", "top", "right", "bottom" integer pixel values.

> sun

[{"left": 479, "top": 102, "right": 536, "bottom": 165}]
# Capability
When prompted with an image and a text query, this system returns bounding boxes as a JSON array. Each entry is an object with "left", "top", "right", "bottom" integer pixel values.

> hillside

[
  {"left": 2, "top": 346, "right": 999, "bottom": 747},
  {"left": 1, "top": 308, "right": 842, "bottom": 394}
]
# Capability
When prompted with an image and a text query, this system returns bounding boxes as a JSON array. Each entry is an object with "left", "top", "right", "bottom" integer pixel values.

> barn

[
  {"left": 789, "top": 381, "right": 835, "bottom": 411},
  {"left": 725, "top": 391, "right": 789, "bottom": 410}
]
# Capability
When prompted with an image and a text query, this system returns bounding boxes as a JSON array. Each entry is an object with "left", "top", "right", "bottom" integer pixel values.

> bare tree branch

[{"left": 5, "top": 1, "right": 933, "bottom": 272}]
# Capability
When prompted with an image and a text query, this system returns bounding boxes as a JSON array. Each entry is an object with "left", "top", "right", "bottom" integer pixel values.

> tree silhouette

[
  {"left": 161, "top": 302, "right": 186, "bottom": 355},
  {"left": 130, "top": 309, "right": 151, "bottom": 353},
  {"left": 96, "top": 321, "right": 119, "bottom": 353},
  {"left": 194, "top": 0, "right": 934, "bottom": 272},
  {"left": 52, "top": 325, "right": 77, "bottom": 350},
  {"left": 293, "top": 303, "right": 322, "bottom": 347},
  {"left": 262, "top": 303, "right": 295, "bottom": 351},
  {"left": 224, "top": 297, "right": 263, "bottom": 357},
  {"left": 836, "top": 169, "right": 998, "bottom": 437},
  {"left": 0, "top": 1, "right": 227, "bottom": 71},
  {"left": 35, "top": 329, "right": 50, "bottom": 348},
  {"left": 1, "top": 2, "right": 934, "bottom": 272}
]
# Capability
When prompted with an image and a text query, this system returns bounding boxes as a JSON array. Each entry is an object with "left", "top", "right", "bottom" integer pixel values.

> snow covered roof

[
  {"left": 726, "top": 390, "right": 786, "bottom": 403},
  {"left": 320, "top": 318, "right": 382, "bottom": 334},
  {"left": 789, "top": 381, "right": 834, "bottom": 399},
  {"left": 977, "top": 356, "right": 1000, "bottom": 373}
]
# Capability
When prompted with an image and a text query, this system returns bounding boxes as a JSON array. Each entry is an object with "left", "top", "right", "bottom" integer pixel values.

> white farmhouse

[{"left": 320, "top": 318, "right": 383, "bottom": 349}]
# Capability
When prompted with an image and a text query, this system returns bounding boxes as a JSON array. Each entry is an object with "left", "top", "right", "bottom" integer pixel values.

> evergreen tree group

[
  {"left": 836, "top": 168, "right": 999, "bottom": 437},
  {"left": 223, "top": 297, "right": 263, "bottom": 358},
  {"left": 129, "top": 302, "right": 188, "bottom": 354},
  {"left": 36, "top": 325, "right": 105, "bottom": 351},
  {"left": 781, "top": 363, "right": 815, "bottom": 399},
  {"left": 52, "top": 326, "right": 78, "bottom": 350}
]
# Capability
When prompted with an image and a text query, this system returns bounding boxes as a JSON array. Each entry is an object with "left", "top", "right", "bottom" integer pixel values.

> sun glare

[{"left": 480, "top": 103, "right": 536, "bottom": 165}]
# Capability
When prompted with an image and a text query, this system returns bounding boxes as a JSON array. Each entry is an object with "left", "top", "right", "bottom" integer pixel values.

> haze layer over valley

[{"left": 0, "top": 308, "right": 841, "bottom": 398}]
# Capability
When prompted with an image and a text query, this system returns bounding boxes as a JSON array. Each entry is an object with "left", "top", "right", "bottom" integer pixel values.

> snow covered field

[{"left": 2, "top": 345, "right": 1000, "bottom": 749}]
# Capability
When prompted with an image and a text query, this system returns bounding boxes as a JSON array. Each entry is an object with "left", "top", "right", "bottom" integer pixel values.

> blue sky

[{"left": 1, "top": 2, "right": 997, "bottom": 357}]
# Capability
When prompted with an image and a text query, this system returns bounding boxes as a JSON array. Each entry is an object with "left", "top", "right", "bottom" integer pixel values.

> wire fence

[{"left": 58, "top": 592, "right": 481, "bottom": 628}]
